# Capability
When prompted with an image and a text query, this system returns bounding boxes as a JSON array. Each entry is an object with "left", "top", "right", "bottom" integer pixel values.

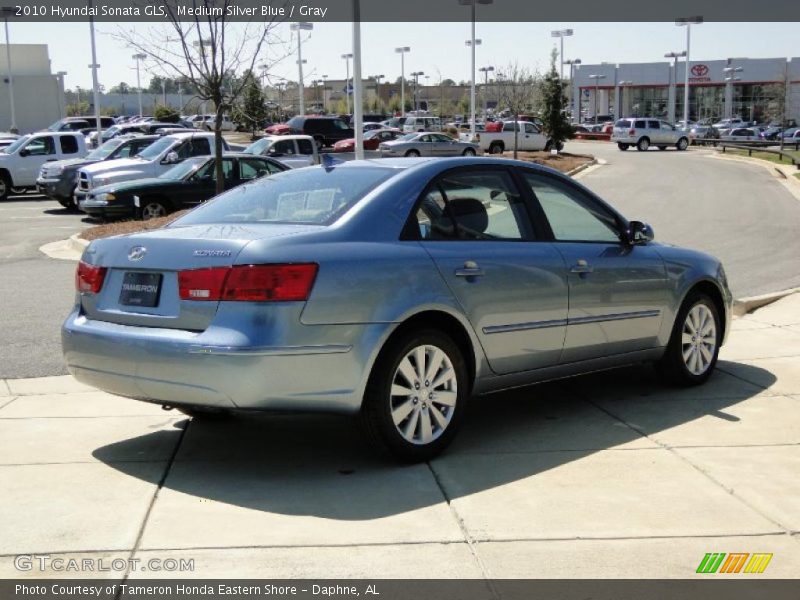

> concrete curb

[
  {"left": 69, "top": 233, "right": 89, "bottom": 254},
  {"left": 732, "top": 288, "right": 799, "bottom": 318},
  {"left": 566, "top": 157, "right": 598, "bottom": 177}
]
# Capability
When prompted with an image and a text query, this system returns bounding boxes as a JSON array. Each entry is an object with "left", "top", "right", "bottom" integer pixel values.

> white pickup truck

[
  {"left": 75, "top": 132, "right": 225, "bottom": 203},
  {"left": 0, "top": 132, "right": 88, "bottom": 201},
  {"left": 463, "top": 120, "right": 555, "bottom": 154},
  {"left": 242, "top": 135, "right": 319, "bottom": 168}
]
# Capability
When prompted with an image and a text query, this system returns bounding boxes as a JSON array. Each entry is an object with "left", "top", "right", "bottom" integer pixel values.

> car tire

[
  {"left": 0, "top": 174, "right": 11, "bottom": 201},
  {"left": 656, "top": 292, "right": 721, "bottom": 387},
  {"left": 676, "top": 137, "right": 689, "bottom": 151},
  {"left": 636, "top": 137, "right": 650, "bottom": 151},
  {"left": 489, "top": 142, "right": 504, "bottom": 154},
  {"left": 140, "top": 199, "right": 170, "bottom": 221},
  {"left": 462, "top": 148, "right": 476, "bottom": 156},
  {"left": 58, "top": 198, "right": 77, "bottom": 211},
  {"left": 617, "top": 143, "right": 629, "bottom": 151},
  {"left": 405, "top": 150, "right": 421, "bottom": 157},
  {"left": 360, "top": 329, "right": 469, "bottom": 462}
]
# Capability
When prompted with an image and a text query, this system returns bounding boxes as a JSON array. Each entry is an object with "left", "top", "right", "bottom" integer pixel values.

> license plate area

[{"left": 119, "top": 272, "right": 163, "bottom": 308}]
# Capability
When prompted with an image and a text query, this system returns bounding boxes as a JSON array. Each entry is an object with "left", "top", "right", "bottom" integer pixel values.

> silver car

[
  {"left": 380, "top": 132, "right": 480, "bottom": 157},
  {"left": 612, "top": 118, "right": 690, "bottom": 151},
  {"left": 63, "top": 157, "right": 731, "bottom": 462}
]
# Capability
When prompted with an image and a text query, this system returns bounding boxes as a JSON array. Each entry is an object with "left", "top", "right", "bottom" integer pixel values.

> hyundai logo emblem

[{"left": 128, "top": 246, "right": 147, "bottom": 261}]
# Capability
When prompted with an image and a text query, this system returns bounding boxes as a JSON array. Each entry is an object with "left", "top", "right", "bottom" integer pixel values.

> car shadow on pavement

[{"left": 91, "top": 362, "right": 776, "bottom": 521}]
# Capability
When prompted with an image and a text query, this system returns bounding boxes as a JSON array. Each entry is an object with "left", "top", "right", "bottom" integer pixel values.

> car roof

[{"left": 328, "top": 156, "right": 565, "bottom": 178}]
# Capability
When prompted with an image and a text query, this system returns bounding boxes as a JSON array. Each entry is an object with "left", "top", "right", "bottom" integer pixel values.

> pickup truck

[
  {"left": 74, "top": 132, "right": 225, "bottom": 204},
  {"left": 462, "top": 121, "right": 555, "bottom": 154},
  {"left": 37, "top": 135, "right": 158, "bottom": 210},
  {"left": 242, "top": 135, "right": 318, "bottom": 168},
  {"left": 0, "top": 132, "right": 89, "bottom": 201}
]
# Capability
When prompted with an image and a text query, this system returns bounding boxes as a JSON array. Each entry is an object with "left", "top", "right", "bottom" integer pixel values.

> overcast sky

[{"left": 5, "top": 21, "right": 799, "bottom": 89}]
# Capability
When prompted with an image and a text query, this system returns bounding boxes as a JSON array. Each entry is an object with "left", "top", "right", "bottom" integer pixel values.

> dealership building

[
  {"left": 0, "top": 44, "right": 66, "bottom": 133},
  {"left": 572, "top": 57, "right": 800, "bottom": 124}
]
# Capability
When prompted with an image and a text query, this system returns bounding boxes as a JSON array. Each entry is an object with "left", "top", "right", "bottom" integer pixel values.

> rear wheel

[
  {"left": 462, "top": 148, "right": 476, "bottom": 156},
  {"left": 405, "top": 149, "right": 421, "bottom": 157},
  {"left": 360, "top": 329, "right": 468, "bottom": 462},
  {"left": 676, "top": 137, "right": 689, "bottom": 151},
  {"left": 636, "top": 137, "right": 650, "bottom": 151},
  {"left": 140, "top": 199, "right": 169, "bottom": 221},
  {"left": 58, "top": 198, "right": 77, "bottom": 211},
  {"left": 617, "top": 143, "right": 630, "bottom": 151},
  {"left": 489, "top": 142, "right": 504, "bottom": 155},
  {"left": 656, "top": 292, "right": 721, "bottom": 386}
]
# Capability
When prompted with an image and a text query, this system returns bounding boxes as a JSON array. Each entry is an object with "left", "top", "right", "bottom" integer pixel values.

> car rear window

[
  {"left": 172, "top": 166, "right": 395, "bottom": 227},
  {"left": 615, "top": 120, "right": 631, "bottom": 128}
]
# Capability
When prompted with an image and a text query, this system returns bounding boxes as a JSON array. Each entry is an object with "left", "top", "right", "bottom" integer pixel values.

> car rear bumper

[{"left": 62, "top": 310, "right": 386, "bottom": 414}]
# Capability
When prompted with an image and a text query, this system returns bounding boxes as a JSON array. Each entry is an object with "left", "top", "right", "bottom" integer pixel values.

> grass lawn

[{"left": 724, "top": 148, "right": 800, "bottom": 166}]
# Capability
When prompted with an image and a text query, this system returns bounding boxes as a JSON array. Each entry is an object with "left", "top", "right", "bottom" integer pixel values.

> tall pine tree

[{"left": 541, "top": 49, "right": 575, "bottom": 153}]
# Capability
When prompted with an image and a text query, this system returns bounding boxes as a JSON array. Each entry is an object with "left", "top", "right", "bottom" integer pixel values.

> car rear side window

[
  {"left": 413, "top": 169, "right": 532, "bottom": 241},
  {"left": 635, "top": 120, "right": 646, "bottom": 128},
  {"left": 615, "top": 120, "right": 630, "bottom": 128},
  {"left": 297, "top": 139, "right": 314, "bottom": 154},
  {"left": 60, "top": 136, "right": 79, "bottom": 155},
  {"left": 648, "top": 120, "right": 660, "bottom": 129}
]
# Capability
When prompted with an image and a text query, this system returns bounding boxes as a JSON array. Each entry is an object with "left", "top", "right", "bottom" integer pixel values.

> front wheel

[
  {"left": 636, "top": 137, "right": 650, "bottom": 151},
  {"left": 58, "top": 198, "right": 77, "bottom": 211},
  {"left": 405, "top": 149, "right": 421, "bottom": 157},
  {"left": 676, "top": 137, "right": 689, "bottom": 151},
  {"left": 360, "top": 330, "right": 469, "bottom": 462},
  {"left": 489, "top": 143, "right": 504, "bottom": 155},
  {"left": 140, "top": 200, "right": 169, "bottom": 221},
  {"left": 656, "top": 292, "right": 721, "bottom": 386},
  {"left": 617, "top": 143, "right": 629, "bottom": 151},
  {"left": 462, "top": 148, "right": 476, "bottom": 156},
  {"left": 0, "top": 174, "right": 10, "bottom": 201}
]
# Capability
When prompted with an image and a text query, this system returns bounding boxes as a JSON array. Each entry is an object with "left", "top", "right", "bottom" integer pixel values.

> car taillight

[
  {"left": 179, "top": 264, "right": 318, "bottom": 302},
  {"left": 75, "top": 261, "right": 107, "bottom": 294},
  {"left": 628, "top": 128, "right": 636, "bottom": 136}
]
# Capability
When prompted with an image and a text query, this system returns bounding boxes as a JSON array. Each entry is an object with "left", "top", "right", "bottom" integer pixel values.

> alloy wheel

[
  {"left": 389, "top": 344, "right": 457, "bottom": 445},
  {"left": 142, "top": 203, "right": 167, "bottom": 220},
  {"left": 681, "top": 304, "right": 717, "bottom": 375}
]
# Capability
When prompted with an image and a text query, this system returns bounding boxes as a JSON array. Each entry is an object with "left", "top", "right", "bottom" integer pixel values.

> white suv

[
  {"left": 611, "top": 118, "right": 690, "bottom": 152},
  {"left": 403, "top": 116, "right": 442, "bottom": 132}
]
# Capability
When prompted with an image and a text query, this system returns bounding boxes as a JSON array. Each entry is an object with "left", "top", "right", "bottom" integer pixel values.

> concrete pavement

[{"left": 1, "top": 293, "right": 799, "bottom": 580}]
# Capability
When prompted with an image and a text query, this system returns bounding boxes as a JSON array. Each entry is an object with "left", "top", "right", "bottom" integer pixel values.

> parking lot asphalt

[{"left": 1, "top": 293, "right": 799, "bottom": 579}]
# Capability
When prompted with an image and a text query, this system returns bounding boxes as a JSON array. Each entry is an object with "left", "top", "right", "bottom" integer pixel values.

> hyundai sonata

[{"left": 63, "top": 157, "right": 731, "bottom": 461}]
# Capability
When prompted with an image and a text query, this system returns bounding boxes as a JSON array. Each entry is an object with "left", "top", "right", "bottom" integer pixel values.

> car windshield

[
  {"left": 87, "top": 138, "right": 125, "bottom": 160},
  {"left": 172, "top": 166, "right": 394, "bottom": 227},
  {"left": 243, "top": 138, "right": 270, "bottom": 154},
  {"left": 4, "top": 135, "right": 31, "bottom": 154},
  {"left": 159, "top": 157, "right": 207, "bottom": 180},
  {"left": 102, "top": 125, "right": 122, "bottom": 138},
  {"left": 45, "top": 120, "right": 66, "bottom": 132},
  {"left": 135, "top": 136, "right": 175, "bottom": 159}
]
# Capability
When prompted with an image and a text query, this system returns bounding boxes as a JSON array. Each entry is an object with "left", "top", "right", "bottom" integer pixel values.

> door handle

[
  {"left": 455, "top": 260, "right": 484, "bottom": 278},
  {"left": 570, "top": 259, "right": 594, "bottom": 274}
]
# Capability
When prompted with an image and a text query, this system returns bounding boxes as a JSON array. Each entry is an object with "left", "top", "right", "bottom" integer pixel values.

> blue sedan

[{"left": 63, "top": 157, "right": 732, "bottom": 461}]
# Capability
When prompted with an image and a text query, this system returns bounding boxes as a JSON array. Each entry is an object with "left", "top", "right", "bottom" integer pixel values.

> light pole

[
  {"left": 321, "top": 74, "right": 328, "bottom": 113},
  {"left": 371, "top": 74, "right": 384, "bottom": 111},
  {"left": 341, "top": 52, "right": 353, "bottom": 115},
  {"left": 676, "top": 16, "right": 703, "bottom": 127},
  {"left": 459, "top": 0, "right": 493, "bottom": 140},
  {"left": 564, "top": 58, "right": 581, "bottom": 121},
  {"left": 478, "top": 65, "right": 494, "bottom": 118},
  {"left": 1, "top": 6, "right": 17, "bottom": 132},
  {"left": 395, "top": 47, "right": 410, "bottom": 116},
  {"left": 56, "top": 71, "right": 67, "bottom": 119},
  {"left": 551, "top": 29, "right": 573, "bottom": 82},
  {"left": 132, "top": 54, "right": 146, "bottom": 117},
  {"left": 589, "top": 74, "right": 606, "bottom": 124},
  {"left": 291, "top": 22, "right": 313, "bottom": 116},
  {"left": 192, "top": 38, "right": 211, "bottom": 116},
  {"left": 87, "top": 0, "right": 102, "bottom": 139},
  {"left": 411, "top": 71, "right": 424, "bottom": 113},
  {"left": 664, "top": 50, "right": 686, "bottom": 124},
  {"left": 723, "top": 63, "right": 743, "bottom": 121}
]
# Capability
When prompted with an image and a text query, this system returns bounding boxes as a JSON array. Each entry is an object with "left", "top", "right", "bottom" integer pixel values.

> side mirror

[
  {"left": 163, "top": 151, "right": 180, "bottom": 164},
  {"left": 627, "top": 220, "right": 654, "bottom": 245},
  {"left": 18, "top": 148, "right": 29, "bottom": 157}
]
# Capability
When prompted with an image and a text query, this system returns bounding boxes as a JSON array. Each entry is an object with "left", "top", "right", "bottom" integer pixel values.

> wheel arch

[
  {"left": 682, "top": 279, "right": 727, "bottom": 339},
  {"left": 0, "top": 168, "right": 12, "bottom": 185}
]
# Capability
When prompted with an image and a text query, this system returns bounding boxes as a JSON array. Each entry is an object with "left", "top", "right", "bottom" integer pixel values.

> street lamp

[
  {"left": 1, "top": 6, "right": 17, "bottom": 131},
  {"left": 551, "top": 29, "right": 573, "bottom": 82},
  {"left": 478, "top": 65, "right": 494, "bottom": 118},
  {"left": 87, "top": 0, "right": 102, "bottom": 139},
  {"left": 55, "top": 71, "right": 67, "bottom": 119},
  {"left": 321, "top": 74, "right": 328, "bottom": 112},
  {"left": 564, "top": 58, "right": 581, "bottom": 121},
  {"left": 664, "top": 50, "right": 687, "bottom": 123},
  {"left": 291, "top": 22, "right": 313, "bottom": 115},
  {"left": 460, "top": 0, "right": 493, "bottom": 140},
  {"left": 676, "top": 16, "right": 703, "bottom": 127},
  {"left": 411, "top": 71, "right": 424, "bottom": 113},
  {"left": 395, "top": 47, "right": 410, "bottom": 116},
  {"left": 723, "top": 63, "right": 744, "bottom": 121},
  {"left": 341, "top": 52, "right": 354, "bottom": 115},
  {"left": 589, "top": 74, "right": 606, "bottom": 124},
  {"left": 131, "top": 54, "right": 146, "bottom": 117}
]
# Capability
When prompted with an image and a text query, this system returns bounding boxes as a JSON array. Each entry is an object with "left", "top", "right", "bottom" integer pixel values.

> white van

[{"left": 403, "top": 116, "right": 442, "bottom": 132}]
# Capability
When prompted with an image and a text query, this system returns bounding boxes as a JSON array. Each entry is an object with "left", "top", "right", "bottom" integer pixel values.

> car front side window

[{"left": 523, "top": 173, "right": 622, "bottom": 243}]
